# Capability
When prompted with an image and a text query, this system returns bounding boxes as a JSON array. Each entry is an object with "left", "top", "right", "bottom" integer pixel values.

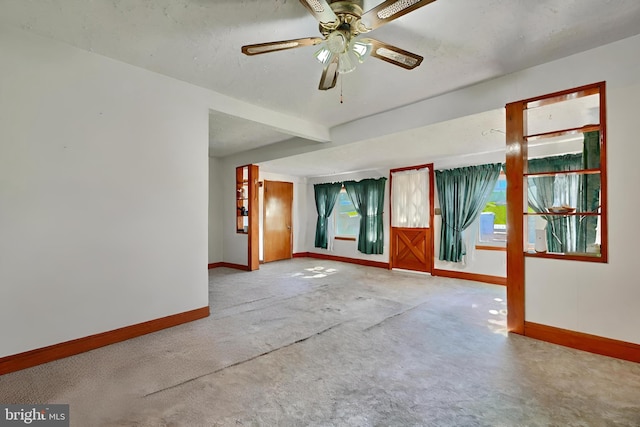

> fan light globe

[
  {"left": 337, "top": 51, "right": 357, "bottom": 74},
  {"left": 351, "top": 40, "right": 372, "bottom": 62},
  {"left": 316, "top": 32, "right": 372, "bottom": 74},
  {"left": 314, "top": 47, "right": 333, "bottom": 64},
  {"left": 326, "top": 31, "right": 348, "bottom": 54}
]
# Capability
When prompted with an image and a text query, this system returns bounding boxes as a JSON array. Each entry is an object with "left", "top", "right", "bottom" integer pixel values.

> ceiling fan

[{"left": 241, "top": 0, "right": 436, "bottom": 90}]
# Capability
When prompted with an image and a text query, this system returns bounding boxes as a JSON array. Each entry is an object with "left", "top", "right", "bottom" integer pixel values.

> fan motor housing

[
  {"left": 329, "top": 0, "right": 363, "bottom": 17},
  {"left": 329, "top": 0, "right": 364, "bottom": 11},
  {"left": 320, "top": 1, "right": 367, "bottom": 36}
]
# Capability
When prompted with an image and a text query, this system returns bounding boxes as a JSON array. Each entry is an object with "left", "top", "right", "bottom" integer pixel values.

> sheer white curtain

[
  {"left": 391, "top": 168, "right": 430, "bottom": 228},
  {"left": 552, "top": 172, "right": 580, "bottom": 252},
  {"left": 327, "top": 212, "right": 336, "bottom": 251}
]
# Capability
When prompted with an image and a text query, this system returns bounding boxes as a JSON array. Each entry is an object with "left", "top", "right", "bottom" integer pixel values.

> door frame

[
  {"left": 389, "top": 163, "right": 435, "bottom": 272},
  {"left": 262, "top": 179, "right": 293, "bottom": 263}
]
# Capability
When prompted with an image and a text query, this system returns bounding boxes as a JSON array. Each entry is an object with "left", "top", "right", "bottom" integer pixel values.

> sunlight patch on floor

[
  {"left": 290, "top": 265, "right": 340, "bottom": 279},
  {"left": 488, "top": 297, "right": 508, "bottom": 336}
]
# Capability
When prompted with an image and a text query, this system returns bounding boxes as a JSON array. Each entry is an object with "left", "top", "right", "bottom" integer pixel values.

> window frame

[{"left": 506, "top": 81, "right": 608, "bottom": 264}]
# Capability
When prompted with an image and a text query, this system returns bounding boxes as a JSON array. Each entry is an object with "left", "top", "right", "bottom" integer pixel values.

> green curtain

[
  {"left": 436, "top": 163, "right": 501, "bottom": 262},
  {"left": 528, "top": 154, "right": 582, "bottom": 253},
  {"left": 314, "top": 182, "right": 342, "bottom": 249},
  {"left": 344, "top": 178, "right": 387, "bottom": 255},
  {"left": 577, "top": 131, "right": 601, "bottom": 252}
]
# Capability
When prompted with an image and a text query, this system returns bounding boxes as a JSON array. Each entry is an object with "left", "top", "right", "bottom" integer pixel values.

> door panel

[
  {"left": 391, "top": 227, "right": 431, "bottom": 272},
  {"left": 390, "top": 164, "right": 434, "bottom": 273},
  {"left": 263, "top": 180, "right": 293, "bottom": 263}
]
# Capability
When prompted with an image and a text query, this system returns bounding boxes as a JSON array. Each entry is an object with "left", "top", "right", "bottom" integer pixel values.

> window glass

[
  {"left": 478, "top": 175, "right": 507, "bottom": 243},
  {"left": 525, "top": 130, "right": 602, "bottom": 256},
  {"left": 335, "top": 190, "right": 359, "bottom": 237},
  {"left": 526, "top": 93, "right": 599, "bottom": 136}
]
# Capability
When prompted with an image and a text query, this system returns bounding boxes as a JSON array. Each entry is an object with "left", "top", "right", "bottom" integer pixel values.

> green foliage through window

[{"left": 479, "top": 175, "right": 507, "bottom": 243}]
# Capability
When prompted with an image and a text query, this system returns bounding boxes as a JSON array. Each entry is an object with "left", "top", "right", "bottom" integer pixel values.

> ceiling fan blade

[
  {"left": 361, "top": 0, "right": 437, "bottom": 30},
  {"left": 361, "top": 38, "right": 423, "bottom": 70},
  {"left": 318, "top": 56, "right": 339, "bottom": 90},
  {"left": 298, "top": 0, "right": 339, "bottom": 25},
  {"left": 242, "top": 37, "right": 324, "bottom": 56}
]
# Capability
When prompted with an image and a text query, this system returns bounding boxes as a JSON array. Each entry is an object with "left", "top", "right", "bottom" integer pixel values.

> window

[
  {"left": 506, "top": 81, "right": 607, "bottom": 262},
  {"left": 335, "top": 189, "right": 359, "bottom": 238},
  {"left": 478, "top": 174, "right": 507, "bottom": 244},
  {"left": 477, "top": 175, "right": 543, "bottom": 250}
]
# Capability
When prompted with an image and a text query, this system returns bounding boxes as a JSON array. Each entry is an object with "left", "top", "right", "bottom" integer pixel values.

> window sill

[
  {"left": 524, "top": 251, "right": 606, "bottom": 263},
  {"left": 475, "top": 245, "right": 506, "bottom": 251},
  {"left": 335, "top": 236, "right": 356, "bottom": 241}
]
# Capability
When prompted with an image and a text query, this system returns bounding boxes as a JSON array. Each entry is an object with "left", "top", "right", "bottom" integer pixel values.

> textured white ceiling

[
  {"left": 259, "top": 108, "right": 508, "bottom": 177},
  {"left": 3, "top": 0, "right": 640, "bottom": 164},
  {"left": 209, "top": 110, "right": 294, "bottom": 157},
  {"left": 258, "top": 94, "right": 599, "bottom": 177}
]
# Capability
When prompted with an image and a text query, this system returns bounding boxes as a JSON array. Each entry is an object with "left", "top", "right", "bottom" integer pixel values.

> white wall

[
  {"left": 526, "top": 81, "right": 640, "bottom": 344},
  {"left": 433, "top": 218, "right": 506, "bottom": 277},
  {"left": 208, "top": 157, "right": 223, "bottom": 264},
  {"left": 0, "top": 27, "right": 210, "bottom": 357}
]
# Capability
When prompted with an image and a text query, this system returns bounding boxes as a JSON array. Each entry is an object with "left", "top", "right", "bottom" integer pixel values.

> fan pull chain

[{"left": 340, "top": 75, "right": 344, "bottom": 104}]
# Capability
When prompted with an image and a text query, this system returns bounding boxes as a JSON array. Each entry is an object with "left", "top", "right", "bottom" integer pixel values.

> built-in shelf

[
  {"left": 236, "top": 166, "right": 249, "bottom": 234},
  {"left": 235, "top": 164, "right": 260, "bottom": 271},
  {"left": 525, "top": 212, "right": 599, "bottom": 217},
  {"left": 524, "top": 169, "right": 600, "bottom": 177},
  {"left": 525, "top": 124, "right": 600, "bottom": 141}
]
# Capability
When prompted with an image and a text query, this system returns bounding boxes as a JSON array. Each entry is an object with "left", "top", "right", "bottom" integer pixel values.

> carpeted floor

[{"left": 1, "top": 258, "right": 639, "bottom": 426}]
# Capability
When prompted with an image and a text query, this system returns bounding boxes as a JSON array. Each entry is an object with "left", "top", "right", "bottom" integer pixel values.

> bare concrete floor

[{"left": 1, "top": 258, "right": 639, "bottom": 426}]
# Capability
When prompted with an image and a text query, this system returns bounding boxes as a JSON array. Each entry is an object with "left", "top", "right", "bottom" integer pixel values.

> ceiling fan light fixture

[
  {"left": 326, "top": 31, "right": 348, "bottom": 54},
  {"left": 242, "top": 0, "right": 436, "bottom": 90},
  {"left": 337, "top": 51, "right": 357, "bottom": 74},
  {"left": 351, "top": 39, "right": 372, "bottom": 62},
  {"left": 314, "top": 47, "right": 334, "bottom": 64},
  {"left": 316, "top": 36, "right": 370, "bottom": 74}
]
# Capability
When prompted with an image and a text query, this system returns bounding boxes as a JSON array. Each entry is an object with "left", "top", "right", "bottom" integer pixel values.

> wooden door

[
  {"left": 390, "top": 164, "right": 434, "bottom": 273},
  {"left": 263, "top": 180, "right": 293, "bottom": 263},
  {"left": 391, "top": 228, "right": 431, "bottom": 272}
]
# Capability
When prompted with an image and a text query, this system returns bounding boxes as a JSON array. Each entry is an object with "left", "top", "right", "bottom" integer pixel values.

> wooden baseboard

[
  {"left": 293, "top": 252, "right": 389, "bottom": 269},
  {"left": 432, "top": 268, "right": 506, "bottom": 286},
  {"left": 208, "top": 262, "right": 250, "bottom": 271},
  {"left": 0, "top": 306, "right": 210, "bottom": 375},
  {"left": 524, "top": 321, "right": 640, "bottom": 363}
]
